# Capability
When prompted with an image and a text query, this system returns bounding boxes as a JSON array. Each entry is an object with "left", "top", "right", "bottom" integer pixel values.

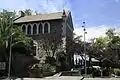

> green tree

[
  {"left": 0, "top": 9, "right": 33, "bottom": 52},
  {"left": 106, "top": 28, "right": 120, "bottom": 62},
  {"left": 91, "top": 28, "right": 120, "bottom": 68},
  {"left": 38, "top": 28, "right": 63, "bottom": 57},
  {"left": 0, "top": 9, "right": 36, "bottom": 77},
  {"left": 56, "top": 51, "right": 68, "bottom": 72},
  {"left": 67, "top": 33, "right": 83, "bottom": 54},
  {"left": 0, "top": 9, "right": 16, "bottom": 45},
  {"left": 24, "top": 9, "right": 32, "bottom": 16}
]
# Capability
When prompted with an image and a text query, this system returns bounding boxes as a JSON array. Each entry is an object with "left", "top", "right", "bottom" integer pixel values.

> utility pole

[{"left": 82, "top": 22, "right": 87, "bottom": 76}]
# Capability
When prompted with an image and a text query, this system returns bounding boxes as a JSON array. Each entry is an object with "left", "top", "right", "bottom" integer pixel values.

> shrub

[
  {"left": 56, "top": 51, "right": 69, "bottom": 72},
  {"left": 42, "top": 63, "right": 56, "bottom": 72},
  {"left": 103, "top": 68, "right": 110, "bottom": 76},
  {"left": 92, "top": 68, "right": 101, "bottom": 77},
  {"left": 113, "top": 68, "right": 120, "bottom": 76},
  {"left": 45, "top": 56, "right": 56, "bottom": 66}
]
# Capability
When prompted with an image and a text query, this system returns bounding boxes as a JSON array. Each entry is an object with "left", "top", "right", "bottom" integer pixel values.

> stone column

[
  {"left": 42, "top": 23, "right": 44, "bottom": 34},
  {"left": 48, "top": 24, "right": 50, "bottom": 33},
  {"left": 37, "top": 24, "right": 39, "bottom": 35},
  {"left": 26, "top": 25, "right": 28, "bottom": 35},
  {"left": 31, "top": 24, "right": 33, "bottom": 35}
]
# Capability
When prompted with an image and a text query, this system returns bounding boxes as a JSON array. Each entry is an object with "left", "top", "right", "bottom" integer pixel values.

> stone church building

[{"left": 14, "top": 10, "right": 74, "bottom": 68}]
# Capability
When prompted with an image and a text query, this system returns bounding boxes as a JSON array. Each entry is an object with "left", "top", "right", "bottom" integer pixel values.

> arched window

[
  {"left": 44, "top": 23, "right": 49, "bottom": 33},
  {"left": 38, "top": 24, "right": 42, "bottom": 34},
  {"left": 33, "top": 24, "right": 37, "bottom": 35},
  {"left": 22, "top": 25, "right": 26, "bottom": 33},
  {"left": 27, "top": 24, "right": 31, "bottom": 35}
]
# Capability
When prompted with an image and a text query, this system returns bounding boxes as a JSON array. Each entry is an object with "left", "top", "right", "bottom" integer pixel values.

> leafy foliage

[
  {"left": 0, "top": 9, "right": 33, "bottom": 54},
  {"left": 67, "top": 33, "right": 83, "bottom": 54},
  {"left": 91, "top": 28, "right": 120, "bottom": 68},
  {"left": 38, "top": 28, "right": 63, "bottom": 57},
  {"left": 0, "top": 10, "right": 16, "bottom": 44},
  {"left": 45, "top": 56, "right": 56, "bottom": 66},
  {"left": 56, "top": 51, "right": 69, "bottom": 72},
  {"left": 24, "top": 9, "right": 32, "bottom": 16},
  {"left": 113, "top": 68, "right": 120, "bottom": 76},
  {"left": 0, "top": 9, "right": 35, "bottom": 77},
  {"left": 12, "top": 25, "right": 33, "bottom": 46}
]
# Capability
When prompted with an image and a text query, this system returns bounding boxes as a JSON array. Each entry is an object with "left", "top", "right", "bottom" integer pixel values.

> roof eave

[{"left": 14, "top": 18, "right": 63, "bottom": 24}]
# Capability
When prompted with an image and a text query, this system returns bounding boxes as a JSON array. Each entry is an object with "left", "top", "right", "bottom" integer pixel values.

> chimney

[
  {"left": 62, "top": 9, "right": 66, "bottom": 17},
  {"left": 13, "top": 11, "right": 25, "bottom": 21},
  {"left": 19, "top": 11, "right": 25, "bottom": 17}
]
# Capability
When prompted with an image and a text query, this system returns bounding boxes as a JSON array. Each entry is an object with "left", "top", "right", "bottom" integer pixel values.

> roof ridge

[
  {"left": 24, "top": 12, "right": 63, "bottom": 17},
  {"left": 14, "top": 12, "right": 63, "bottom": 23}
]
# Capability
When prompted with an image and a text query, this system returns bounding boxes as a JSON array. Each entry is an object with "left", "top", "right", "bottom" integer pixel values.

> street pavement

[
  {"left": 84, "top": 78, "right": 120, "bottom": 80},
  {"left": 4, "top": 77, "right": 120, "bottom": 80}
]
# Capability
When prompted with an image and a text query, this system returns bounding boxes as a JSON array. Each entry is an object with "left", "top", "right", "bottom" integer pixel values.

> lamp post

[
  {"left": 8, "top": 17, "right": 13, "bottom": 79},
  {"left": 82, "top": 22, "right": 87, "bottom": 76}
]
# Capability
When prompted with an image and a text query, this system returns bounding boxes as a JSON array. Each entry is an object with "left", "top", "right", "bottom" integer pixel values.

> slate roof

[{"left": 14, "top": 12, "right": 63, "bottom": 23}]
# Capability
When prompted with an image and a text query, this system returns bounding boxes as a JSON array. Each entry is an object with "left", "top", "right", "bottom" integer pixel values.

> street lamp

[
  {"left": 82, "top": 22, "right": 87, "bottom": 76},
  {"left": 8, "top": 17, "right": 13, "bottom": 79}
]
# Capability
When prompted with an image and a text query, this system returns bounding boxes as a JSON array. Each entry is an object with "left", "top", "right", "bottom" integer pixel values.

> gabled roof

[{"left": 14, "top": 12, "right": 63, "bottom": 23}]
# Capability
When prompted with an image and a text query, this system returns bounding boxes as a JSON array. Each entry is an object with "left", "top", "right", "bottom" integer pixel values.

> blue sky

[
  {"left": 0, "top": 0, "right": 120, "bottom": 41},
  {"left": 70, "top": 0, "right": 120, "bottom": 27}
]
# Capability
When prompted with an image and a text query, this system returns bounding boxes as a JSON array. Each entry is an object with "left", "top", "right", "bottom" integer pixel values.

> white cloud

[
  {"left": 0, "top": 0, "right": 28, "bottom": 10},
  {"left": 0, "top": 0, "right": 70, "bottom": 13},
  {"left": 74, "top": 25, "right": 120, "bottom": 42},
  {"left": 116, "top": 0, "right": 119, "bottom": 2},
  {"left": 32, "top": 0, "right": 70, "bottom": 13}
]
